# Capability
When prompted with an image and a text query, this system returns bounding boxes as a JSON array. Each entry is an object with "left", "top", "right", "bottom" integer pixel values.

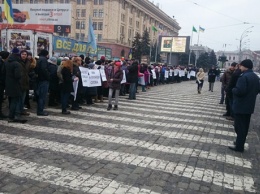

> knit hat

[
  {"left": 115, "top": 62, "right": 121, "bottom": 67},
  {"left": 231, "top": 62, "right": 237, "bottom": 67},
  {"left": 240, "top": 59, "right": 253, "bottom": 69},
  {"left": 48, "top": 57, "right": 57, "bottom": 65},
  {"left": 100, "top": 56, "right": 105, "bottom": 60},
  {"left": 38, "top": 49, "right": 49, "bottom": 57},
  {"left": 12, "top": 47, "right": 20, "bottom": 55},
  {"left": 0, "top": 51, "right": 9, "bottom": 59}
]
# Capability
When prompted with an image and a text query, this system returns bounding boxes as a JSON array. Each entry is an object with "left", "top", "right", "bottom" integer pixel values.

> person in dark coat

[
  {"left": 229, "top": 59, "right": 260, "bottom": 152},
  {"left": 35, "top": 49, "right": 50, "bottom": 116},
  {"left": 225, "top": 63, "right": 240, "bottom": 120},
  {"left": 47, "top": 57, "right": 59, "bottom": 106},
  {"left": 207, "top": 65, "right": 218, "bottom": 92},
  {"left": 126, "top": 61, "right": 138, "bottom": 100},
  {"left": 0, "top": 51, "right": 9, "bottom": 119},
  {"left": 60, "top": 60, "right": 76, "bottom": 114},
  {"left": 5, "top": 48, "right": 27, "bottom": 123},
  {"left": 107, "top": 61, "right": 123, "bottom": 110}
]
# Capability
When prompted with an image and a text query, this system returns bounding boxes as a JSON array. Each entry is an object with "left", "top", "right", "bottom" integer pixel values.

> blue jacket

[{"left": 232, "top": 69, "right": 260, "bottom": 114}]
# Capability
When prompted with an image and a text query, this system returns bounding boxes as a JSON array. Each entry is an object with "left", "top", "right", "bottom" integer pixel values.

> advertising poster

[
  {"left": 160, "top": 36, "right": 190, "bottom": 53},
  {"left": 35, "top": 32, "right": 52, "bottom": 56},
  {"left": 7, "top": 29, "right": 33, "bottom": 52},
  {"left": 0, "top": 4, "right": 71, "bottom": 33},
  {"left": 0, "top": 30, "right": 7, "bottom": 51}
]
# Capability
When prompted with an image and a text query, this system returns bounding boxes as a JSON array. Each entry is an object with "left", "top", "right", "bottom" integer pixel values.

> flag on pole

[
  {"left": 199, "top": 26, "right": 205, "bottom": 32},
  {"left": 4, "top": 0, "right": 14, "bottom": 25},
  {"left": 192, "top": 26, "right": 197, "bottom": 32},
  {"left": 152, "top": 25, "right": 158, "bottom": 32},
  {"left": 87, "top": 17, "right": 97, "bottom": 51}
]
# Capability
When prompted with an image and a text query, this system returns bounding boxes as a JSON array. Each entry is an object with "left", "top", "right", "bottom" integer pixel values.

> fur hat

[
  {"left": 48, "top": 57, "right": 57, "bottom": 65},
  {"left": 11, "top": 47, "right": 20, "bottom": 55},
  {"left": 0, "top": 51, "right": 10, "bottom": 59},
  {"left": 38, "top": 49, "right": 49, "bottom": 57},
  {"left": 240, "top": 59, "right": 253, "bottom": 69}
]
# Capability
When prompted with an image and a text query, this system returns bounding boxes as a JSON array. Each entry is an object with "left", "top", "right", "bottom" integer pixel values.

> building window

[
  {"left": 130, "top": 6, "right": 134, "bottom": 14},
  {"left": 98, "top": 9, "right": 103, "bottom": 17},
  {"left": 120, "top": 25, "right": 125, "bottom": 34},
  {"left": 81, "top": 0, "right": 85, "bottom": 4},
  {"left": 60, "top": 0, "right": 64, "bottom": 3},
  {"left": 94, "top": 0, "right": 98, "bottom": 5},
  {"left": 81, "top": 21, "right": 85, "bottom": 29},
  {"left": 98, "top": 22, "right": 103, "bottom": 30},
  {"left": 129, "top": 18, "right": 132, "bottom": 25},
  {"left": 128, "top": 29, "right": 132, "bottom": 39},
  {"left": 137, "top": 10, "right": 140, "bottom": 18},
  {"left": 93, "top": 22, "right": 97, "bottom": 30},
  {"left": 50, "top": 0, "right": 53, "bottom": 3},
  {"left": 98, "top": 34, "right": 102, "bottom": 41},
  {"left": 76, "top": 33, "right": 80, "bottom": 40},
  {"left": 20, "top": 0, "right": 24, "bottom": 3},
  {"left": 77, "top": 0, "right": 81, "bottom": 4},
  {"left": 233, "top": 56, "right": 235, "bottom": 60},
  {"left": 65, "top": 0, "right": 70, "bottom": 3},
  {"left": 80, "top": 33, "right": 85, "bottom": 41},
  {"left": 93, "top": 9, "right": 98, "bottom": 17},
  {"left": 136, "top": 21, "right": 139, "bottom": 28},
  {"left": 30, "top": 0, "right": 38, "bottom": 3},
  {"left": 122, "top": 0, "right": 126, "bottom": 9},
  {"left": 121, "top": 14, "right": 125, "bottom": 22},
  {"left": 99, "top": 0, "right": 103, "bottom": 5},
  {"left": 229, "top": 56, "right": 231, "bottom": 60},
  {"left": 81, "top": 9, "right": 86, "bottom": 17},
  {"left": 76, "top": 9, "right": 80, "bottom": 17},
  {"left": 76, "top": 21, "right": 80, "bottom": 29}
]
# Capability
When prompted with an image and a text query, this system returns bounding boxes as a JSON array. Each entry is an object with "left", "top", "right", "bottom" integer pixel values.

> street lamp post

[{"left": 239, "top": 26, "right": 253, "bottom": 62}]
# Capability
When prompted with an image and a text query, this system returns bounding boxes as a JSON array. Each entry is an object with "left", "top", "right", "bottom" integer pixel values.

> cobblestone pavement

[{"left": 0, "top": 80, "right": 259, "bottom": 194}]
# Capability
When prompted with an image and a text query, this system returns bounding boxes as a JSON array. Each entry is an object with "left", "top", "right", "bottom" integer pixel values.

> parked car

[{"left": 13, "top": 9, "right": 26, "bottom": 23}]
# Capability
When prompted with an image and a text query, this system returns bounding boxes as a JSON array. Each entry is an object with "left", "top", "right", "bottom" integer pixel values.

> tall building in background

[{"left": 9, "top": 0, "right": 181, "bottom": 58}]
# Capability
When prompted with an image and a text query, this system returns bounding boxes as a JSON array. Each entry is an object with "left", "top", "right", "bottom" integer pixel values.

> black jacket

[
  {"left": 5, "top": 54, "right": 22, "bottom": 97},
  {"left": 208, "top": 69, "right": 217, "bottom": 83},
  {"left": 127, "top": 63, "right": 138, "bottom": 83},
  {"left": 36, "top": 56, "right": 50, "bottom": 82},
  {"left": 0, "top": 59, "right": 5, "bottom": 88},
  {"left": 60, "top": 67, "right": 73, "bottom": 93},
  {"left": 226, "top": 69, "right": 241, "bottom": 98}
]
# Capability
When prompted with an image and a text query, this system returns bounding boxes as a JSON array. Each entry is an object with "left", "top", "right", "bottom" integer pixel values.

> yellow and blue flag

[
  {"left": 4, "top": 0, "right": 14, "bottom": 24},
  {"left": 199, "top": 26, "right": 205, "bottom": 32},
  {"left": 87, "top": 17, "right": 97, "bottom": 51}
]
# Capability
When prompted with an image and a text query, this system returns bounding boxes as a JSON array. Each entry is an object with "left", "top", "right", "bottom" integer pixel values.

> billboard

[
  {"left": 160, "top": 36, "right": 190, "bottom": 53},
  {"left": 0, "top": 4, "right": 71, "bottom": 33}
]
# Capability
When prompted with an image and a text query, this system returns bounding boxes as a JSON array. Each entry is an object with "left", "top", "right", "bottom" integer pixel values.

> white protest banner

[
  {"left": 187, "top": 72, "right": 191, "bottom": 79},
  {"left": 174, "top": 69, "right": 179, "bottom": 76},
  {"left": 169, "top": 69, "right": 173, "bottom": 76},
  {"left": 152, "top": 69, "right": 156, "bottom": 79},
  {"left": 165, "top": 70, "right": 169, "bottom": 78},
  {"left": 190, "top": 70, "right": 196, "bottom": 77},
  {"left": 87, "top": 69, "right": 102, "bottom": 87},
  {"left": 71, "top": 79, "right": 79, "bottom": 101},
  {"left": 121, "top": 70, "right": 126, "bottom": 84},
  {"left": 179, "top": 70, "right": 184, "bottom": 77},
  {"left": 79, "top": 66, "right": 89, "bottom": 87},
  {"left": 138, "top": 76, "right": 145, "bottom": 85},
  {"left": 99, "top": 69, "right": 107, "bottom": 81}
]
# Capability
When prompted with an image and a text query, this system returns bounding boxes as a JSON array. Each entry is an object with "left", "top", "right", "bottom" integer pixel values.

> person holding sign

[{"left": 107, "top": 62, "right": 123, "bottom": 111}]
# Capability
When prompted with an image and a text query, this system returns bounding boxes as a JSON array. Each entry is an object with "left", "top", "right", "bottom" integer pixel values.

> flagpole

[
  {"left": 155, "top": 38, "right": 159, "bottom": 63},
  {"left": 188, "top": 30, "right": 193, "bottom": 66},
  {"left": 197, "top": 27, "right": 200, "bottom": 45}
]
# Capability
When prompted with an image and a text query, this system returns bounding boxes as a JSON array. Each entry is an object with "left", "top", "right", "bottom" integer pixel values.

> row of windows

[
  {"left": 75, "top": 33, "right": 104, "bottom": 42},
  {"left": 14, "top": 0, "right": 102, "bottom": 4},
  {"left": 94, "top": 0, "right": 103, "bottom": 5},
  {"left": 75, "top": 21, "right": 103, "bottom": 31},
  {"left": 93, "top": 9, "right": 103, "bottom": 18},
  {"left": 76, "top": 9, "right": 86, "bottom": 17}
]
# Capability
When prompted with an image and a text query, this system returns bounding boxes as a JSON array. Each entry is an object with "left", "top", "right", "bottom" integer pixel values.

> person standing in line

[
  {"left": 107, "top": 61, "right": 123, "bottom": 110},
  {"left": 208, "top": 65, "right": 218, "bottom": 92},
  {"left": 5, "top": 48, "right": 27, "bottom": 123},
  {"left": 229, "top": 59, "right": 260, "bottom": 152},
  {"left": 196, "top": 68, "right": 205, "bottom": 94},
  {"left": 35, "top": 49, "right": 50, "bottom": 116},
  {"left": 0, "top": 51, "right": 9, "bottom": 119},
  {"left": 126, "top": 61, "right": 138, "bottom": 100}
]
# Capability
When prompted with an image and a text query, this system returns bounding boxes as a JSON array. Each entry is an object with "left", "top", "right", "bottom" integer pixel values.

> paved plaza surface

[{"left": 0, "top": 80, "right": 259, "bottom": 194}]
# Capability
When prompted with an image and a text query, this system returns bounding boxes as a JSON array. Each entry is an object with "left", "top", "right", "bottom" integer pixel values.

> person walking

[
  {"left": 196, "top": 68, "right": 205, "bottom": 94},
  {"left": 208, "top": 65, "right": 217, "bottom": 92},
  {"left": 107, "top": 61, "right": 123, "bottom": 110},
  {"left": 229, "top": 59, "right": 260, "bottom": 152}
]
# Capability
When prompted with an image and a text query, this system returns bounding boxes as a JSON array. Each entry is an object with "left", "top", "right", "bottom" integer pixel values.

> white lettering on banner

[
  {"left": 121, "top": 70, "right": 126, "bottom": 84},
  {"left": 99, "top": 69, "right": 107, "bottom": 81},
  {"left": 165, "top": 70, "right": 169, "bottom": 78}
]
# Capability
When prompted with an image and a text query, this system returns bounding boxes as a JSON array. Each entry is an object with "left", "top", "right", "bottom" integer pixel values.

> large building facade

[{"left": 10, "top": 0, "right": 181, "bottom": 59}]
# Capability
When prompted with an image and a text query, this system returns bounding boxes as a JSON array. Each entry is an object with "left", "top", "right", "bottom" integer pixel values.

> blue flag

[{"left": 87, "top": 17, "right": 97, "bottom": 52}]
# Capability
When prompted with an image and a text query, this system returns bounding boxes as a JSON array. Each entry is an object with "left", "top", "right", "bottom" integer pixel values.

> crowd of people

[{"left": 0, "top": 47, "right": 259, "bottom": 153}]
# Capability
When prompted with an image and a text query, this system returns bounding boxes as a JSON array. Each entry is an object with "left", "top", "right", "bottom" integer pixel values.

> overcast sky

[{"left": 150, "top": 0, "right": 260, "bottom": 52}]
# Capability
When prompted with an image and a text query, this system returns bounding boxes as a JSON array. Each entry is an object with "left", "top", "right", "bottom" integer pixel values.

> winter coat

[
  {"left": 0, "top": 59, "right": 6, "bottom": 88},
  {"left": 35, "top": 56, "right": 50, "bottom": 82},
  {"left": 127, "top": 63, "right": 138, "bottom": 83},
  {"left": 222, "top": 69, "right": 234, "bottom": 89},
  {"left": 232, "top": 69, "right": 260, "bottom": 114},
  {"left": 48, "top": 62, "right": 59, "bottom": 91},
  {"left": 226, "top": 69, "right": 241, "bottom": 98},
  {"left": 19, "top": 59, "right": 30, "bottom": 91},
  {"left": 208, "top": 69, "right": 217, "bottom": 83},
  {"left": 60, "top": 67, "right": 73, "bottom": 93},
  {"left": 107, "top": 68, "right": 123, "bottom": 90},
  {"left": 5, "top": 54, "right": 22, "bottom": 97},
  {"left": 73, "top": 64, "right": 83, "bottom": 94}
]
